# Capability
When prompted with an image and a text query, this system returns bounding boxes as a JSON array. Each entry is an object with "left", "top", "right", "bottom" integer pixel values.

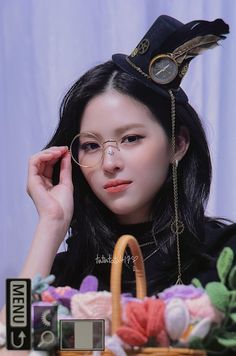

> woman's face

[{"left": 79, "top": 90, "right": 172, "bottom": 224}]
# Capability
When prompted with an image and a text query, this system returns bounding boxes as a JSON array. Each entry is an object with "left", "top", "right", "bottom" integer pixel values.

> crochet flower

[
  {"left": 184, "top": 293, "right": 224, "bottom": 324},
  {"left": 162, "top": 290, "right": 223, "bottom": 343},
  {"left": 71, "top": 291, "right": 112, "bottom": 334},
  {"left": 116, "top": 298, "right": 169, "bottom": 347},
  {"left": 180, "top": 317, "right": 212, "bottom": 344},
  {"left": 120, "top": 294, "right": 143, "bottom": 323},
  {"left": 158, "top": 284, "right": 204, "bottom": 302},
  {"left": 164, "top": 298, "right": 190, "bottom": 341},
  {"left": 41, "top": 286, "right": 78, "bottom": 308},
  {"left": 79, "top": 275, "right": 98, "bottom": 292},
  {"left": 39, "top": 275, "right": 98, "bottom": 308}
]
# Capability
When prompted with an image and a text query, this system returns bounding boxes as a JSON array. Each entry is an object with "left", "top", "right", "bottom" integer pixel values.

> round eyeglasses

[
  {"left": 70, "top": 132, "right": 121, "bottom": 168},
  {"left": 70, "top": 131, "right": 143, "bottom": 168}
]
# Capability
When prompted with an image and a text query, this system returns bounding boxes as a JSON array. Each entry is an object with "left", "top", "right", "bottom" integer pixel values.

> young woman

[
  {"left": 22, "top": 15, "right": 236, "bottom": 297},
  {"left": 0, "top": 15, "right": 235, "bottom": 356}
]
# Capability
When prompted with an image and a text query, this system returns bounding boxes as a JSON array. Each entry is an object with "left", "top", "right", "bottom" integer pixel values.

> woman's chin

[{"left": 106, "top": 203, "right": 149, "bottom": 224}]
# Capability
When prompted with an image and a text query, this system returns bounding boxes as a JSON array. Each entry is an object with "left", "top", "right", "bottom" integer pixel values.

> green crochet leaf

[
  {"left": 202, "top": 326, "right": 225, "bottom": 352},
  {"left": 230, "top": 313, "right": 236, "bottom": 322},
  {"left": 205, "top": 282, "right": 229, "bottom": 312},
  {"left": 31, "top": 273, "right": 55, "bottom": 294},
  {"left": 43, "top": 275, "right": 55, "bottom": 285},
  {"left": 191, "top": 278, "right": 203, "bottom": 289},
  {"left": 229, "top": 291, "right": 236, "bottom": 308},
  {"left": 228, "top": 265, "right": 236, "bottom": 290},
  {"left": 31, "top": 273, "right": 42, "bottom": 290},
  {"left": 216, "top": 247, "right": 234, "bottom": 284},
  {"left": 36, "top": 283, "right": 49, "bottom": 293},
  {"left": 217, "top": 334, "right": 236, "bottom": 348}
]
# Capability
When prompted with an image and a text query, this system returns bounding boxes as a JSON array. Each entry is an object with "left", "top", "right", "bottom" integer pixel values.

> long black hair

[{"left": 46, "top": 60, "right": 212, "bottom": 287}]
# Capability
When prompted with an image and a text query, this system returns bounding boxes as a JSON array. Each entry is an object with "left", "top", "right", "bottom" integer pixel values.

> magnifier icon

[{"left": 37, "top": 330, "right": 56, "bottom": 349}]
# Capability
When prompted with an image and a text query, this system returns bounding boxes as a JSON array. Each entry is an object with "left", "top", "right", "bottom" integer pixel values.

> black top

[{"left": 51, "top": 220, "right": 236, "bottom": 295}]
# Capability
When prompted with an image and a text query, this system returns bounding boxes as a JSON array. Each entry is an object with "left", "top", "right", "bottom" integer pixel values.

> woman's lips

[
  {"left": 104, "top": 180, "right": 132, "bottom": 193},
  {"left": 105, "top": 183, "right": 131, "bottom": 193}
]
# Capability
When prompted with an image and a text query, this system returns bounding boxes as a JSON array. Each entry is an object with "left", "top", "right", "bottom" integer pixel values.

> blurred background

[{"left": 1, "top": 0, "right": 236, "bottom": 307}]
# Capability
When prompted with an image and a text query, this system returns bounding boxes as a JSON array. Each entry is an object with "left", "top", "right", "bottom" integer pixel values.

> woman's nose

[{"left": 101, "top": 145, "right": 124, "bottom": 173}]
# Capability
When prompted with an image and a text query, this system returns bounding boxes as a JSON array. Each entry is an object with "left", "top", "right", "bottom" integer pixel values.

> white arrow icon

[{"left": 10, "top": 331, "right": 26, "bottom": 348}]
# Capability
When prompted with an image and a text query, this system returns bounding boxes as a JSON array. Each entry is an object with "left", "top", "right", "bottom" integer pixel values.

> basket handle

[{"left": 110, "top": 234, "right": 147, "bottom": 334}]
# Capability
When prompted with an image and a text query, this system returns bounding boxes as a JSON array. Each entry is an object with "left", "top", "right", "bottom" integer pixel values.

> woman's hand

[{"left": 27, "top": 146, "right": 74, "bottom": 229}]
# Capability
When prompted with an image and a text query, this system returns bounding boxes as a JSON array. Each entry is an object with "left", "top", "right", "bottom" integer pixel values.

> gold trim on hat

[
  {"left": 125, "top": 56, "right": 151, "bottom": 79},
  {"left": 130, "top": 38, "right": 150, "bottom": 57}
]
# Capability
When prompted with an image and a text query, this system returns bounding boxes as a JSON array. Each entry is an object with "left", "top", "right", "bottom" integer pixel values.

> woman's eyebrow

[
  {"left": 114, "top": 124, "right": 146, "bottom": 135},
  {"left": 80, "top": 124, "right": 145, "bottom": 138}
]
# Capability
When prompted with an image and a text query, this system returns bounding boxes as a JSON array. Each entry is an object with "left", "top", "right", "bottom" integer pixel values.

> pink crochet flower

[
  {"left": 71, "top": 291, "right": 112, "bottom": 334},
  {"left": 185, "top": 294, "right": 224, "bottom": 323}
]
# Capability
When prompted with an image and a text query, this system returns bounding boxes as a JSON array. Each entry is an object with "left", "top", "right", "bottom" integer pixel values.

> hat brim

[{"left": 112, "top": 53, "right": 188, "bottom": 104}]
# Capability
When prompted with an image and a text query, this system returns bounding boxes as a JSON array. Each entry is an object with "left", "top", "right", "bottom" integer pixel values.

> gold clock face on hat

[{"left": 149, "top": 54, "right": 178, "bottom": 85}]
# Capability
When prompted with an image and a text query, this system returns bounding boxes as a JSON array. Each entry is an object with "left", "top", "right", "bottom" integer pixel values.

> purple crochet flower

[
  {"left": 42, "top": 286, "right": 79, "bottom": 308},
  {"left": 79, "top": 275, "right": 98, "bottom": 293},
  {"left": 41, "top": 275, "right": 98, "bottom": 309},
  {"left": 158, "top": 284, "right": 204, "bottom": 302}
]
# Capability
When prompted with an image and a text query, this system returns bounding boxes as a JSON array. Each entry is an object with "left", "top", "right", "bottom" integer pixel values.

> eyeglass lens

[{"left": 70, "top": 132, "right": 104, "bottom": 167}]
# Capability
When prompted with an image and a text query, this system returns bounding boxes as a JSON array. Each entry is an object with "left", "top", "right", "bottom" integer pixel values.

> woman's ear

[{"left": 174, "top": 126, "right": 190, "bottom": 162}]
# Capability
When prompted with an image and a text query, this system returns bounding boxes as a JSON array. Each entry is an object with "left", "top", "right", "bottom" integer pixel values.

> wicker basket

[{"left": 58, "top": 234, "right": 206, "bottom": 356}]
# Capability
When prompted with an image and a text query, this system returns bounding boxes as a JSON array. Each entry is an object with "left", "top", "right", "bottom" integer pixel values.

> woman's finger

[
  {"left": 59, "top": 150, "right": 73, "bottom": 188},
  {"left": 29, "top": 147, "right": 69, "bottom": 178},
  {"left": 30, "top": 146, "right": 68, "bottom": 164},
  {"left": 40, "top": 152, "right": 65, "bottom": 178}
]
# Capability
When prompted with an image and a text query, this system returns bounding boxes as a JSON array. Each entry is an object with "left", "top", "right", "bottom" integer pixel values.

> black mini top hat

[{"left": 112, "top": 15, "right": 229, "bottom": 104}]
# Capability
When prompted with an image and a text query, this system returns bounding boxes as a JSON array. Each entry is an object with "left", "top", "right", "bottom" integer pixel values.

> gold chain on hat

[{"left": 168, "top": 89, "right": 185, "bottom": 284}]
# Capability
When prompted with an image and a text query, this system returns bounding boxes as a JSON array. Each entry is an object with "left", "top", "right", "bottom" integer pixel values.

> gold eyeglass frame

[{"left": 70, "top": 131, "right": 121, "bottom": 168}]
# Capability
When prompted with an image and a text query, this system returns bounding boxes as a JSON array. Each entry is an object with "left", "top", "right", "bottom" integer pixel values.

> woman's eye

[
  {"left": 121, "top": 135, "right": 144, "bottom": 144},
  {"left": 80, "top": 142, "right": 100, "bottom": 152}
]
